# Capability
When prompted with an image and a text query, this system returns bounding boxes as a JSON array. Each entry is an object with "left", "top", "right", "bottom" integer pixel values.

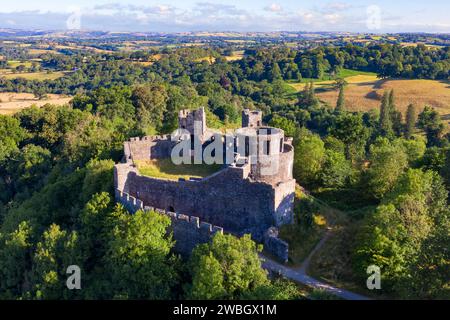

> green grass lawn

[
  {"left": 7, "top": 60, "right": 33, "bottom": 68},
  {"left": 337, "top": 68, "right": 377, "bottom": 78},
  {"left": 2, "top": 71, "right": 66, "bottom": 81},
  {"left": 135, "top": 159, "right": 223, "bottom": 180},
  {"left": 286, "top": 68, "right": 377, "bottom": 86},
  {"left": 286, "top": 68, "right": 379, "bottom": 96}
]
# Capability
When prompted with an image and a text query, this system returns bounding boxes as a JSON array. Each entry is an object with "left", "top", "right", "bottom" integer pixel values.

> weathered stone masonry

[
  {"left": 115, "top": 189, "right": 223, "bottom": 257},
  {"left": 115, "top": 161, "right": 295, "bottom": 239},
  {"left": 114, "top": 108, "right": 295, "bottom": 263}
]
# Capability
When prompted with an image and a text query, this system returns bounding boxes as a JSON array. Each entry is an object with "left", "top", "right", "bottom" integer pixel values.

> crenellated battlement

[
  {"left": 125, "top": 135, "right": 175, "bottom": 161},
  {"left": 115, "top": 188, "right": 224, "bottom": 257},
  {"left": 143, "top": 205, "right": 224, "bottom": 237},
  {"left": 128, "top": 134, "right": 172, "bottom": 142},
  {"left": 114, "top": 107, "right": 294, "bottom": 263},
  {"left": 116, "top": 189, "right": 144, "bottom": 213}
]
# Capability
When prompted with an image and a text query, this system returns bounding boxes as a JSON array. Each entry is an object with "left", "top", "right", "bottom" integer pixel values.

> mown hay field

[
  {"left": 289, "top": 73, "right": 450, "bottom": 118},
  {"left": 317, "top": 78, "right": 450, "bottom": 116},
  {"left": 225, "top": 50, "right": 245, "bottom": 61},
  {"left": 0, "top": 92, "right": 72, "bottom": 115}
]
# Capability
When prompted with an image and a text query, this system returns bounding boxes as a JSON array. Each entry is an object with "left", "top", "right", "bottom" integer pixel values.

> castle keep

[{"left": 114, "top": 108, "right": 295, "bottom": 262}]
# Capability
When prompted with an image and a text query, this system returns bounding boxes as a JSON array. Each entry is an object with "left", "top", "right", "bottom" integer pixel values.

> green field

[
  {"left": 285, "top": 69, "right": 450, "bottom": 120},
  {"left": 7, "top": 60, "right": 33, "bottom": 68},
  {"left": 287, "top": 68, "right": 377, "bottom": 86},
  {"left": 1, "top": 71, "right": 66, "bottom": 81},
  {"left": 135, "top": 159, "right": 223, "bottom": 180},
  {"left": 0, "top": 59, "right": 66, "bottom": 81}
]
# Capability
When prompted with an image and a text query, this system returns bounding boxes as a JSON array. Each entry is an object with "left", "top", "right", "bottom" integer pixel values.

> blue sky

[{"left": 0, "top": 0, "right": 449, "bottom": 33}]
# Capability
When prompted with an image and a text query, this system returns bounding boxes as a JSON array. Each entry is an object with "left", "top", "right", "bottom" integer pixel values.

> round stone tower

[{"left": 235, "top": 126, "right": 293, "bottom": 185}]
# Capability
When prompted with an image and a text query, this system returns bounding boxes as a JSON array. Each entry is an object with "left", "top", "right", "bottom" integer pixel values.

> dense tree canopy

[{"left": 0, "top": 42, "right": 449, "bottom": 300}]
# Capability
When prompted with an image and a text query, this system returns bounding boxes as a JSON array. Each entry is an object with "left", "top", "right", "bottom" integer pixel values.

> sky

[{"left": 0, "top": 0, "right": 449, "bottom": 33}]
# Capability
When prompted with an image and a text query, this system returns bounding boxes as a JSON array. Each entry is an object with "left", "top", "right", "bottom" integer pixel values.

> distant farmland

[
  {"left": 289, "top": 73, "right": 450, "bottom": 120},
  {"left": 318, "top": 79, "right": 450, "bottom": 115},
  {"left": 0, "top": 93, "right": 72, "bottom": 115},
  {"left": 1, "top": 71, "right": 66, "bottom": 81}
]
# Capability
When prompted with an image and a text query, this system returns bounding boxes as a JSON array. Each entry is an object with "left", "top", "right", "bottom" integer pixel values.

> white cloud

[
  {"left": 0, "top": 2, "right": 447, "bottom": 33},
  {"left": 264, "top": 3, "right": 283, "bottom": 13},
  {"left": 323, "top": 2, "right": 352, "bottom": 12}
]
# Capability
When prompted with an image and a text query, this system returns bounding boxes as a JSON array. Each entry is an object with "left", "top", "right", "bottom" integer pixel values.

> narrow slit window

[{"left": 245, "top": 136, "right": 250, "bottom": 157}]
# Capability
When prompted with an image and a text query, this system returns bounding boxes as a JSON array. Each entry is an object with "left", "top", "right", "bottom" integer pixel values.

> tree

[
  {"left": 268, "top": 115, "right": 297, "bottom": 137},
  {"left": 61, "top": 116, "right": 116, "bottom": 166},
  {"left": 5, "top": 144, "right": 52, "bottom": 196},
  {"left": 388, "top": 89, "right": 395, "bottom": 113},
  {"left": 396, "top": 137, "right": 426, "bottom": 166},
  {"left": 379, "top": 91, "right": 394, "bottom": 138},
  {"left": 33, "top": 87, "right": 48, "bottom": 100},
  {"left": 243, "top": 278, "right": 302, "bottom": 300},
  {"left": 329, "top": 113, "right": 369, "bottom": 161},
  {"left": 409, "top": 208, "right": 450, "bottom": 298},
  {"left": 420, "top": 146, "right": 447, "bottom": 172},
  {"left": 32, "top": 224, "right": 83, "bottom": 299},
  {"left": 365, "top": 138, "right": 408, "bottom": 199},
  {"left": 164, "top": 82, "right": 206, "bottom": 133},
  {"left": 405, "top": 104, "right": 417, "bottom": 139},
  {"left": 298, "top": 82, "right": 318, "bottom": 107},
  {"left": 389, "top": 90, "right": 403, "bottom": 136},
  {"left": 0, "top": 115, "right": 28, "bottom": 162},
  {"left": 417, "top": 106, "right": 444, "bottom": 147},
  {"left": 320, "top": 149, "right": 351, "bottom": 188},
  {"left": 313, "top": 54, "right": 325, "bottom": 79},
  {"left": 78, "top": 192, "right": 114, "bottom": 277},
  {"left": 335, "top": 85, "right": 346, "bottom": 113},
  {"left": 355, "top": 169, "right": 449, "bottom": 298},
  {"left": 293, "top": 132, "right": 326, "bottom": 186},
  {"left": 131, "top": 84, "right": 168, "bottom": 133},
  {"left": 216, "top": 104, "right": 239, "bottom": 124},
  {"left": 187, "top": 253, "right": 226, "bottom": 299},
  {"left": 187, "top": 234, "right": 269, "bottom": 300},
  {"left": 15, "top": 105, "right": 88, "bottom": 152},
  {"left": 72, "top": 86, "right": 135, "bottom": 121},
  {"left": 308, "top": 82, "right": 318, "bottom": 105},
  {"left": 439, "top": 148, "right": 450, "bottom": 191},
  {"left": 0, "top": 221, "right": 33, "bottom": 299},
  {"left": 105, "top": 209, "right": 179, "bottom": 299},
  {"left": 269, "top": 63, "right": 282, "bottom": 82}
]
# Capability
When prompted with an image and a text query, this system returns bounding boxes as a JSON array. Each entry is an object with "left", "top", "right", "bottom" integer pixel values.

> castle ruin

[{"left": 114, "top": 108, "right": 295, "bottom": 262}]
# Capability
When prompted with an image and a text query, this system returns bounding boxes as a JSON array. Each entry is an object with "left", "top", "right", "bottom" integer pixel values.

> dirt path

[
  {"left": 261, "top": 255, "right": 370, "bottom": 300},
  {"left": 261, "top": 187, "right": 371, "bottom": 300},
  {"left": 298, "top": 228, "right": 332, "bottom": 274},
  {"left": 262, "top": 214, "right": 370, "bottom": 300}
]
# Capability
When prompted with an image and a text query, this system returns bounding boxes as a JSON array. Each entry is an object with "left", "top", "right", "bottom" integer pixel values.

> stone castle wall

[
  {"left": 114, "top": 107, "right": 295, "bottom": 263},
  {"left": 251, "top": 141, "right": 295, "bottom": 186},
  {"left": 263, "top": 227, "right": 289, "bottom": 263},
  {"left": 178, "top": 107, "right": 207, "bottom": 142},
  {"left": 125, "top": 135, "right": 175, "bottom": 161},
  {"left": 115, "top": 189, "right": 223, "bottom": 257},
  {"left": 242, "top": 109, "right": 263, "bottom": 128},
  {"left": 115, "top": 162, "right": 290, "bottom": 240}
]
